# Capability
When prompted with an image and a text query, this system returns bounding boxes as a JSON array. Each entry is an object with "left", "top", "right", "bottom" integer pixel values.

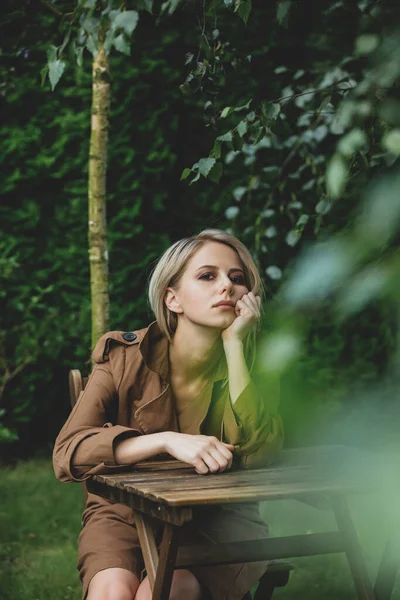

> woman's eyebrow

[{"left": 195, "top": 265, "right": 244, "bottom": 273}]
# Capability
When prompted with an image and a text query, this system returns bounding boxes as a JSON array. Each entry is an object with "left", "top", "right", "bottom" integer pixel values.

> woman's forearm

[
  {"left": 223, "top": 338, "right": 251, "bottom": 405},
  {"left": 114, "top": 432, "right": 168, "bottom": 464}
]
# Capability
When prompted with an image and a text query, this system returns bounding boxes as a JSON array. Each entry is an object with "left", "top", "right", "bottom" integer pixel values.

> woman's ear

[{"left": 164, "top": 288, "right": 183, "bottom": 314}]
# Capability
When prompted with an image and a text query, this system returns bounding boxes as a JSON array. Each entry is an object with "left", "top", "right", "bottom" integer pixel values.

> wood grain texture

[
  {"left": 175, "top": 533, "right": 345, "bottom": 568},
  {"left": 133, "top": 511, "right": 159, "bottom": 590},
  {"left": 91, "top": 444, "right": 395, "bottom": 507}
]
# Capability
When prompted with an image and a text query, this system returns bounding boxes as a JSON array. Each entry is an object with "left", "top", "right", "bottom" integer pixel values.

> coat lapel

[
  {"left": 133, "top": 321, "right": 228, "bottom": 436},
  {"left": 133, "top": 322, "right": 178, "bottom": 434}
]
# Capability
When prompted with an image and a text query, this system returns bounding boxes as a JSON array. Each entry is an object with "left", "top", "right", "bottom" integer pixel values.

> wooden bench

[{"left": 69, "top": 369, "right": 294, "bottom": 599}]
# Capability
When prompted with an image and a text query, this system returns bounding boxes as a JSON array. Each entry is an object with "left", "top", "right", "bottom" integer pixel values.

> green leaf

[
  {"left": 265, "top": 265, "right": 282, "bottom": 280},
  {"left": 47, "top": 45, "right": 57, "bottom": 63},
  {"left": 113, "top": 10, "right": 139, "bottom": 36},
  {"left": 337, "top": 128, "right": 367, "bottom": 157},
  {"left": 302, "top": 180, "right": 314, "bottom": 191},
  {"left": 382, "top": 129, "right": 400, "bottom": 155},
  {"left": 276, "top": 0, "right": 292, "bottom": 27},
  {"left": 211, "top": 140, "right": 222, "bottom": 159},
  {"left": 59, "top": 29, "right": 71, "bottom": 55},
  {"left": 208, "top": 161, "right": 223, "bottom": 183},
  {"left": 104, "top": 28, "right": 117, "bottom": 54},
  {"left": 235, "top": 100, "right": 251, "bottom": 112},
  {"left": 40, "top": 65, "right": 49, "bottom": 87},
  {"left": 180, "top": 168, "right": 192, "bottom": 181},
  {"left": 81, "top": 16, "right": 99, "bottom": 35},
  {"left": 261, "top": 102, "right": 280, "bottom": 121},
  {"left": 232, "top": 131, "right": 244, "bottom": 151},
  {"left": 236, "top": 120, "right": 248, "bottom": 137},
  {"left": 379, "top": 99, "right": 400, "bottom": 126},
  {"left": 296, "top": 214, "right": 309, "bottom": 227},
  {"left": 358, "top": 172, "right": 400, "bottom": 246},
  {"left": 161, "top": 0, "right": 181, "bottom": 15},
  {"left": 274, "top": 66, "right": 288, "bottom": 74},
  {"left": 234, "top": 0, "right": 252, "bottom": 23},
  {"left": 261, "top": 208, "right": 275, "bottom": 218},
  {"left": 74, "top": 45, "right": 84, "bottom": 67},
  {"left": 113, "top": 34, "right": 130, "bottom": 55},
  {"left": 316, "top": 199, "right": 331, "bottom": 215},
  {"left": 197, "top": 157, "right": 216, "bottom": 177},
  {"left": 262, "top": 165, "right": 280, "bottom": 179},
  {"left": 259, "top": 330, "right": 301, "bottom": 373},
  {"left": 185, "top": 52, "right": 194, "bottom": 65},
  {"left": 283, "top": 239, "right": 356, "bottom": 306},
  {"left": 318, "top": 94, "right": 332, "bottom": 113},
  {"left": 326, "top": 154, "right": 347, "bottom": 198},
  {"left": 355, "top": 34, "right": 379, "bottom": 56},
  {"left": 233, "top": 187, "right": 246, "bottom": 201},
  {"left": 48, "top": 58, "right": 66, "bottom": 91},
  {"left": 286, "top": 230, "right": 300, "bottom": 247},
  {"left": 225, "top": 206, "right": 239, "bottom": 219},
  {"left": 338, "top": 265, "right": 389, "bottom": 316},
  {"left": 86, "top": 34, "right": 98, "bottom": 56},
  {"left": 134, "top": 0, "right": 153, "bottom": 12},
  {"left": 221, "top": 106, "right": 234, "bottom": 118},
  {"left": 189, "top": 172, "right": 201, "bottom": 185},
  {"left": 217, "top": 131, "right": 233, "bottom": 142}
]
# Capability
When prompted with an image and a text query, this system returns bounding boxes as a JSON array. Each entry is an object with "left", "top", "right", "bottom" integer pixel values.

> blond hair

[{"left": 148, "top": 229, "right": 265, "bottom": 373}]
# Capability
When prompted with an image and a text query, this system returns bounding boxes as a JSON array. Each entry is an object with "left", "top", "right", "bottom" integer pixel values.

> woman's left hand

[{"left": 221, "top": 292, "right": 261, "bottom": 343}]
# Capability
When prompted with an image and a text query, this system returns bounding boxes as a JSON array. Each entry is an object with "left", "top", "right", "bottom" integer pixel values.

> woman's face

[{"left": 166, "top": 241, "right": 250, "bottom": 330}]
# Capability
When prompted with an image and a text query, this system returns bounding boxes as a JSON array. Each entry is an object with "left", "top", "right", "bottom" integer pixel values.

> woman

[{"left": 53, "top": 228, "right": 284, "bottom": 600}]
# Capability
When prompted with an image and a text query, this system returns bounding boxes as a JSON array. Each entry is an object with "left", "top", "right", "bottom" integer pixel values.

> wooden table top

[{"left": 91, "top": 445, "right": 399, "bottom": 508}]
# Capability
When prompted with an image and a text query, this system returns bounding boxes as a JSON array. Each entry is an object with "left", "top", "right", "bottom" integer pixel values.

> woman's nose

[{"left": 219, "top": 276, "right": 233, "bottom": 294}]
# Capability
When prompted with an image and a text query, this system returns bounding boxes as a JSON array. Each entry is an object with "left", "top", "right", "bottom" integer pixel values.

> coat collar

[{"left": 138, "top": 321, "right": 227, "bottom": 383}]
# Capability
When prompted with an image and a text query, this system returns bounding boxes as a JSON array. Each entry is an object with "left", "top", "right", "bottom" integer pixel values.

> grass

[
  {"left": 1, "top": 459, "right": 82, "bottom": 600},
  {"left": 1, "top": 459, "right": 399, "bottom": 600}
]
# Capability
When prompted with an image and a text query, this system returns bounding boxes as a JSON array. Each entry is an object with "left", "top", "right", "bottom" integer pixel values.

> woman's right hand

[{"left": 163, "top": 432, "right": 234, "bottom": 475}]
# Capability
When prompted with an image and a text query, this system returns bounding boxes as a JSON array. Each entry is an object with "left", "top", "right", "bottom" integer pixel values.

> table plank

[
  {"left": 91, "top": 445, "right": 399, "bottom": 507},
  {"left": 175, "top": 533, "right": 345, "bottom": 567}
]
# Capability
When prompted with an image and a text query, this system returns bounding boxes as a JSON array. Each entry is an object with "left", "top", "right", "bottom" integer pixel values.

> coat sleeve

[
  {"left": 222, "top": 374, "right": 284, "bottom": 469},
  {"left": 53, "top": 360, "right": 141, "bottom": 483}
]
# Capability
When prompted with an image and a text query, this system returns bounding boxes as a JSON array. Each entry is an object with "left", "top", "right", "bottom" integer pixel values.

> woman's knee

[
  {"left": 170, "top": 569, "right": 202, "bottom": 600},
  {"left": 135, "top": 570, "right": 202, "bottom": 600},
  {"left": 87, "top": 567, "right": 140, "bottom": 600}
]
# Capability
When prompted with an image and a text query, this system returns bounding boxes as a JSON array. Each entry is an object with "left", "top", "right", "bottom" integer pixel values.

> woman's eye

[
  {"left": 231, "top": 276, "right": 246, "bottom": 285},
  {"left": 199, "top": 273, "right": 245, "bottom": 284}
]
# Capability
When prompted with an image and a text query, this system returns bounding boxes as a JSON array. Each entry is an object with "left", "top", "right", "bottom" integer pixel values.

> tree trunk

[{"left": 88, "top": 29, "right": 110, "bottom": 351}]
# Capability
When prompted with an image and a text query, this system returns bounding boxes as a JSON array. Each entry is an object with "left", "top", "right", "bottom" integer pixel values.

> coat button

[{"left": 122, "top": 332, "right": 137, "bottom": 342}]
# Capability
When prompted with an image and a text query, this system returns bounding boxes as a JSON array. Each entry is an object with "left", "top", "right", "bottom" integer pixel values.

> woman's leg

[
  {"left": 87, "top": 567, "right": 140, "bottom": 600},
  {"left": 135, "top": 569, "right": 202, "bottom": 600}
]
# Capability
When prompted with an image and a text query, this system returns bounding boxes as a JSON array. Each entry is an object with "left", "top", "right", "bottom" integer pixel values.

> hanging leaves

[
  {"left": 46, "top": 46, "right": 66, "bottom": 91},
  {"left": 234, "top": 0, "right": 252, "bottom": 24},
  {"left": 110, "top": 10, "right": 139, "bottom": 36},
  {"left": 326, "top": 154, "right": 347, "bottom": 199}
]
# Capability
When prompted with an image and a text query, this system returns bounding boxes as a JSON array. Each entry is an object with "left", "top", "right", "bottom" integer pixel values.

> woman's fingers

[
  {"left": 241, "top": 292, "right": 260, "bottom": 316},
  {"left": 201, "top": 452, "right": 223, "bottom": 473},
  {"left": 193, "top": 457, "right": 209, "bottom": 475},
  {"left": 193, "top": 437, "right": 234, "bottom": 474}
]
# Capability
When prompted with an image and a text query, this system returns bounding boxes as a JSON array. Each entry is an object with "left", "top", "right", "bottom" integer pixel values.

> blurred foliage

[{"left": 0, "top": 0, "right": 399, "bottom": 455}]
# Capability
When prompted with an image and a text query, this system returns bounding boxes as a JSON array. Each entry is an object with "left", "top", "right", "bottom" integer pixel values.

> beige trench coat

[{"left": 53, "top": 321, "right": 284, "bottom": 600}]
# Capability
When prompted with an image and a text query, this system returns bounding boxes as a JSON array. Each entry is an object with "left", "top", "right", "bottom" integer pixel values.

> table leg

[
  {"left": 133, "top": 511, "right": 159, "bottom": 591},
  {"left": 152, "top": 522, "right": 180, "bottom": 600},
  {"left": 374, "top": 532, "right": 399, "bottom": 600},
  {"left": 331, "top": 495, "right": 376, "bottom": 600}
]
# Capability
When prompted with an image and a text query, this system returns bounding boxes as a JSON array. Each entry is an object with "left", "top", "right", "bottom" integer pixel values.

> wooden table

[{"left": 86, "top": 445, "right": 399, "bottom": 600}]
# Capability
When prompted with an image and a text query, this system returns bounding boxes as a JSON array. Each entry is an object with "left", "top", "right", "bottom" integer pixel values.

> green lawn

[{"left": 1, "top": 459, "right": 398, "bottom": 600}]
